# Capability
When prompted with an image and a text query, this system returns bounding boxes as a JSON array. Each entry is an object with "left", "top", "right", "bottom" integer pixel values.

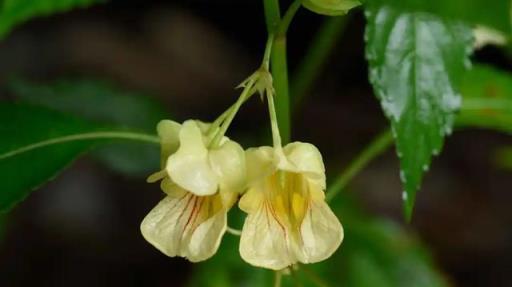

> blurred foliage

[
  {"left": 494, "top": 147, "right": 512, "bottom": 170},
  {"left": 0, "top": 1, "right": 511, "bottom": 286},
  {"left": 0, "top": 214, "right": 5, "bottom": 241},
  {"left": 189, "top": 195, "right": 448, "bottom": 287},
  {"left": 0, "top": 0, "right": 104, "bottom": 39},
  {"left": 458, "top": 64, "right": 512, "bottom": 134},
  {"left": 367, "top": 0, "right": 511, "bottom": 34},
  {"left": 7, "top": 78, "right": 167, "bottom": 176},
  {"left": 0, "top": 103, "right": 100, "bottom": 212},
  {"left": 365, "top": 2, "right": 473, "bottom": 219}
]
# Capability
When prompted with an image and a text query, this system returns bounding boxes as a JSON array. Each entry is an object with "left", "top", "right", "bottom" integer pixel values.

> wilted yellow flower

[
  {"left": 141, "top": 119, "right": 245, "bottom": 262},
  {"left": 239, "top": 142, "right": 343, "bottom": 270}
]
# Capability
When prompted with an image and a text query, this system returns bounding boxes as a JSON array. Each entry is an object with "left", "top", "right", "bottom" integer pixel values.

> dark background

[{"left": 0, "top": 0, "right": 511, "bottom": 286}]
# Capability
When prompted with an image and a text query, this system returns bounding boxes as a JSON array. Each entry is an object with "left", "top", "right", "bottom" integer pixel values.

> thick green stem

[
  {"left": 271, "top": 37, "right": 291, "bottom": 144},
  {"left": 326, "top": 130, "right": 394, "bottom": 202},
  {"left": 263, "top": 0, "right": 281, "bottom": 31}
]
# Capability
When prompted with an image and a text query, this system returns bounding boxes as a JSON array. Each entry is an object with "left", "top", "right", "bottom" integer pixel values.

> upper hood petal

[
  {"left": 281, "top": 142, "right": 326, "bottom": 189},
  {"left": 167, "top": 120, "right": 218, "bottom": 196},
  {"left": 156, "top": 120, "right": 182, "bottom": 167},
  {"left": 209, "top": 140, "right": 247, "bottom": 193}
]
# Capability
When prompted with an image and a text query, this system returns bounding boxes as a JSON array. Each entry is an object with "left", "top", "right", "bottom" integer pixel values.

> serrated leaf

[
  {"left": 367, "top": 0, "right": 511, "bottom": 34},
  {"left": 0, "top": 103, "right": 101, "bottom": 212},
  {"left": 0, "top": 0, "right": 104, "bottom": 39},
  {"left": 458, "top": 65, "right": 512, "bottom": 134},
  {"left": 7, "top": 78, "right": 167, "bottom": 176},
  {"left": 365, "top": 4, "right": 473, "bottom": 219}
]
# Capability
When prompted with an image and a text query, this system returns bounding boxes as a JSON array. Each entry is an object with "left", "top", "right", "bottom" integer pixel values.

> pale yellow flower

[
  {"left": 239, "top": 142, "right": 343, "bottom": 270},
  {"left": 141, "top": 119, "right": 245, "bottom": 262}
]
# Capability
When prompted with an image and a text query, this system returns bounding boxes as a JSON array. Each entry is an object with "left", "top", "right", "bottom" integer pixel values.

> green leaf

[
  {"left": 0, "top": 102, "right": 159, "bottom": 212},
  {"left": 0, "top": 103, "right": 100, "bottom": 212},
  {"left": 367, "top": 0, "right": 511, "bottom": 34},
  {"left": 0, "top": 0, "right": 104, "bottom": 39},
  {"left": 365, "top": 4, "right": 473, "bottom": 219},
  {"left": 458, "top": 65, "right": 512, "bottom": 134},
  {"left": 7, "top": 78, "right": 167, "bottom": 176}
]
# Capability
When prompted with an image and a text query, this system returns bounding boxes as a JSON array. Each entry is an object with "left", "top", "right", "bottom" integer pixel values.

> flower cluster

[{"left": 141, "top": 67, "right": 343, "bottom": 270}]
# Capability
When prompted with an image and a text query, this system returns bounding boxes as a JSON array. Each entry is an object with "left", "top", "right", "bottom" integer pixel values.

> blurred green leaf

[
  {"left": 365, "top": 3, "right": 473, "bottom": 219},
  {"left": 7, "top": 78, "right": 167, "bottom": 176},
  {"left": 368, "top": 0, "right": 511, "bottom": 34},
  {"left": 188, "top": 195, "right": 448, "bottom": 287},
  {"left": 305, "top": 195, "right": 449, "bottom": 287},
  {"left": 0, "top": 102, "right": 159, "bottom": 212},
  {"left": 457, "top": 65, "right": 512, "bottom": 171},
  {"left": 0, "top": 103, "right": 100, "bottom": 212},
  {"left": 458, "top": 65, "right": 512, "bottom": 134},
  {"left": 0, "top": 0, "right": 104, "bottom": 39},
  {"left": 494, "top": 147, "right": 512, "bottom": 170}
]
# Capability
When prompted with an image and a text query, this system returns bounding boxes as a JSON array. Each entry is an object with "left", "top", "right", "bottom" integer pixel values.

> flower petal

[
  {"left": 239, "top": 196, "right": 295, "bottom": 270},
  {"left": 283, "top": 142, "right": 326, "bottom": 189},
  {"left": 140, "top": 195, "right": 190, "bottom": 258},
  {"left": 167, "top": 120, "right": 218, "bottom": 196},
  {"left": 245, "top": 146, "right": 276, "bottom": 186},
  {"left": 140, "top": 193, "right": 227, "bottom": 262},
  {"left": 209, "top": 140, "right": 246, "bottom": 193},
  {"left": 294, "top": 186, "right": 343, "bottom": 264},
  {"left": 160, "top": 177, "right": 188, "bottom": 198},
  {"left": 238, "top": 188, "right": 264, "bottom": 214},
  {"left": 156, "top": 120, "right": 182, "bottom": 166},
  {"left": 185, "top": 210, "right": 227, "bottom": 262}
]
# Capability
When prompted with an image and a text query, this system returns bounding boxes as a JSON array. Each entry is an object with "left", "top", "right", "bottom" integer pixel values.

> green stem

[
  {"left": 210, "top": 79, "right": 255, "bottom": 148},
  {"left": 274, "top": 271, "right": 282, "bottom": 287},
  {"left": 326, "top": 130, "right": 394, "bottom": 202},
  {"left": 271, "top": 38, "right": 291, "bottom": 144},
  {"left": 208, "top": 105, "right": 232, "bottom": 136},
  {"left": 267, "top": 89, "right": 283, "bottom": 149},
  {"left": 263, "top": 0, "right": 300, "bottom": 144},
  {"left": 0, "top": 131, "right": 160, "bottom": 160},
  {"left": 263, "top": 0, "right": 281, "bottom": 32},
  {"left": 262, "top": 34, "right": 275, "bottom": 69},
  {"left": 276, "top": 0, "right": 303, "bottom": 36},
  {"left": 291, "top": 16, "right": 349, "bottom": 108}
]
